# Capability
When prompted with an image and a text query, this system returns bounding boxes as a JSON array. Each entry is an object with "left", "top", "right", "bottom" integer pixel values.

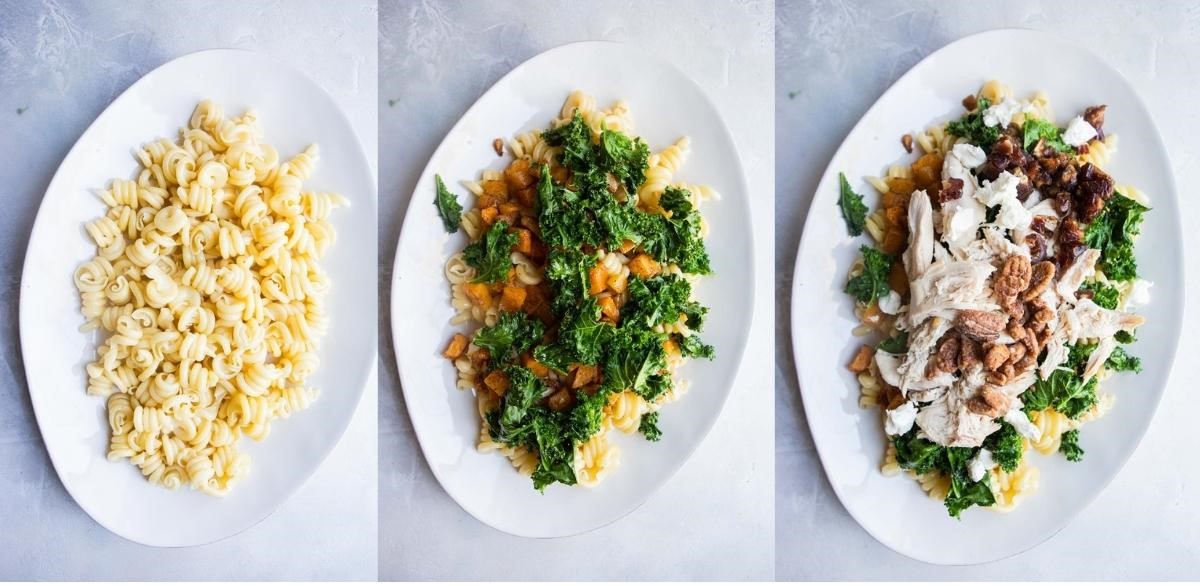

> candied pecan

[
  {"left": 1021, "top": 261, "right": 1056, "bottom": 302},
  {"left": 1007, "top": 342, "right": 1027, "bottom": 365},
  {"left": 994, "top": 255, "right": 1033, "bottom": 298},
  {"left": 958, "top": 338, "right": 982, "bottom": 372},
  {"left": 987, "top": 371, "right": 1010, "bottom": 386},
  {"left": 983, "top": 343, "right": 1010, "bottom": 371},
  {"left": 963, "top": 94, "right": 979, "bottom": 111},
  {"left": 1014, "top": 350, "right": 1038, "bottom": 373},
  {"left": 902, "top": 134, "right": 914, "bottom": 154},
  {"left": 928, "top": 334, "right": 961, "bottom": 377},
  {"left": 1007, "top": 320, "right": 1027, "bottom": 340},
  {"left": 954, "top": 310, "right": 1007, "bottom": 341},
  {"left": 938, "top": 178, "right": 965, "bottom": 204},
  {"left": 1084, "top": 105, "right": 1107, "bottom": 140},
  {"left": 1022, "top": 328, "right": 1041, "bottom": 355},
  {"left": 1028, "top": 302, "right": 1054, "bottom": 334},
  {"left": 1000, "top": 296, "right": 1027, "bottom": 321},
  {"left": 966, "top": 385, "right": 1011, "bottom": 418}
]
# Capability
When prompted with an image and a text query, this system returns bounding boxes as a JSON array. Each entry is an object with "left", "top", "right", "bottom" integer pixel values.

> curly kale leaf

[
  {"left": 877, "top": 332, "right": 909, "bottom": 354},
  {"left": 601, "top": 326, "right": 669, "bottom": 400},
  {"left": 675, "top": 333, "right": 715, "bottom": 359},
  {"left": 541, "top": 112, "right": 594, "bottom": 173},
  {"left": 472, "top": 312, "right": 545, "bottom": 366},
  {"left": 638, "top": 411, "right": 663, "bottom": 442},
  {"left": 1106, "top": 346, "right": 1142, "bottom": 373},
  {"left": 624, "top": 275, "right": 701, "bottom": 328},
  {"left": 1084, "top": 192, "right": 1149, "bottom": 282},
  {"left": 463, "top": 220, "right": 517, "bottom": 283},
  {"left": 1022, "top": 118, "right": 1075, "bottom": 154},
  {"left": 556, "top": 298, "right": 612, "bottom": 365},
  {"left": 892, "top": 429, "right": 943, "bottom": 476},
  {"left": 639, "top": 187, "right": 712, "bottom": 274},
  {"left": 1060, "top": 429, "right": 1084, "bottom": 462},
  {"left": 545, "top": 248, "right": 596, "bottom": 315},
  {"left": 984, "top": 421, "right": 1023, "bottom": 473},
  {"left": 537, "top": 168, "right": 601, "bottom": 250},
  {"left": 845, "top": 245, "right": 892, "bottom": 304},
  {"left": 433, "top": 174, "right": 463, "bottom": 233},
  {"left": 1079, "top": 280, "right": 1121, "bottom": 310},
  {"left": 600, "top": 127, "right": 650, "bottom": 194},
  {"left": 943, "top": 447, "right": 997, "bottom": 518},
  {"left": 838, "top": 172, "right": 868, "bottom": 236},
  {"left": 1021, "top": 344, "right": 1098, "bottom": 419},
  {"left": 947, "top": 97, "right": 1001, "bottom": 149},
  {"left": 567, "top": 388, "right": 610, "bottom": 443}
]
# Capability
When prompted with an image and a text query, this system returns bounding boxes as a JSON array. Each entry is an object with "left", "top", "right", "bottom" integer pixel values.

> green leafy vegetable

[
  {"left": 599, "top": 127, "right": 650, "bottom": 193},
  {"left": 984, "top": 422, "right": 1023, "bottom": 473},
  {"left": 845, "top": 246, "right": 892, "bottom": 304},
  {"left": 1022, "top": 118, "right": 1075, "bottom": 154},
  {"left": 838, "top": 172, "right": 868, "bottom": 236},
  {"left": 472, "top": 312, "right": 545, "bottom": 366},
  {"left": 1059, "top": 429, "right": 1084, "bottom": 462},
  {"left": 1106, "top": 347, "right": 1142, "bottom": 373},
  {"left": 1084, "top": 193, "right": 1149, "bottom": 282},
  {"left": 947, "top": 97, "right": 1001, "bottom": 148},
  {"left": 638, "top": 411, "right": 663, "bottom": 442},
  {"left": 1079, "top": 281, "right": 1120, "bottom": 310},
  {"left": 433, "top": 174, "right": 463, "bottom": 233},
  {"left": 463, "top": 220, "right": 517, "bottom": 283},
  {"left": 676, "top": 334, "right": 715, "bottom": 359},
  {"left": 1021, "top": 344, "right": 1098, "bottom": 419},
  {"left": 892, "top": 429, "right": 996, "bottom": 517},
  {"left": 556, "top": 298, "right": 612, "bottom": 365},
  {"left": 601, "top": 326, "right": 670, "bottom": 400},
  {"left": 877, "top": 332, "right": 909, "bottom": 354}
]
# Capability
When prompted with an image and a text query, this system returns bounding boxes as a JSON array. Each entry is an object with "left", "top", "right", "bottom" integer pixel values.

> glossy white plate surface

[
  {"left": 391, "top": 41, "right": 754, "bottom": 538},
  {"left": 19, "top": 49, "right": 377, "bottom": 547},
  {"left": 790, "top": 29, "right": 1183, "bottom": 565}
]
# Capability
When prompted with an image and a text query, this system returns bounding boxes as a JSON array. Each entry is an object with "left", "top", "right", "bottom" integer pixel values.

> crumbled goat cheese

[
  {"left": 1062, "top": 116, "right": 1098, "bottom": 147},
  {"left": 885, "top": 401, "right": 919, "bottom": 436},
  {"left": 968, "top": 448, "right": 996, "bottom": 482}
]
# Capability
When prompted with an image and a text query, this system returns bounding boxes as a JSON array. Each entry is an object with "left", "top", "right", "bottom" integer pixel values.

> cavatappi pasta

[
  {"left": 437, "top": 91, "right": 717, "bottom": 491},
  {"left": 74, "top": 100, "right": 346, "bottom": 496}
]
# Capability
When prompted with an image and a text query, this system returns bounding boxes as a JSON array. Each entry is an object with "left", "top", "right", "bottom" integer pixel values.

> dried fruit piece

[{"left": 1022, "top": 261, "right": 1056, "bottom": 301}]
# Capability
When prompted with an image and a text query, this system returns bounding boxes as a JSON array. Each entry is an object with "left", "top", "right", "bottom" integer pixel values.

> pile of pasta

[{"left": 73, "top": 100, "right": 346, "bottom": 495}]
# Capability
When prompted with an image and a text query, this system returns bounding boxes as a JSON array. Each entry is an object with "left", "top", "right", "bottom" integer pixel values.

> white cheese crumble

[
  {"left": 1128, "top": 279, "right": 1153, "bottom": 307},
  {"left": 951, "top": 143, "right": 987, "bottom": 168},
  {"left": 976, "top": 171, "right": 1032, "bottom": 231},
  {"left": 943, "top": 201, "right": 984, "bottom": 245},
  {"left": 1062, "top": 116, "right": 1098, "bottom": 147},
  {"left": 1003, "top": 408, "right": 1042, "bottom": 441},
  {"left": 968, "top": 448, "right": 996, "bottom": 482},
  {"left": 878, "top": 290, "right": 903, "bottom": 315},
  {"left": 983, "top": 98, "right": 1033, "bottom": 128},
  {"left": 885, "top": 401, "right": 919, "bottom": 436}
]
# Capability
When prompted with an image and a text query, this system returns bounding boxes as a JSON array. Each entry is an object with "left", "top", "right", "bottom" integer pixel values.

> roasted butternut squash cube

[
  {"left": 597, "top": 296, "right": 619, "bottom": 323},
  {"left": 589, "top": 264, "right": 608, "bottom": 296},
  {"left": 463, "top": 283, "right": 493, "bottom": 307},
  {"left": 500, "top": 285, "right": 527, "bottom": 312},
  {"left": 848, "top": 345, "right": 874, "bottom": 373},
  {"left": 520, "top": 353, "right": 550, "bottom": 378},
  {"left": 568, "top": 364, "right": 598, "bottom": 389},
  {"left": 442, "top": 333, "right": 469, "bottom": 360},
  {"left": 627, "top": 254, "right": 660, "bottom": 279},
  {"left": 483, "top": 370, "right": 510, "bottom": 395}
]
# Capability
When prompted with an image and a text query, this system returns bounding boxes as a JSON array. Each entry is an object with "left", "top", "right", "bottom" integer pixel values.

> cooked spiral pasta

[{"left": 75, "top": 100, "right": 345, "bottom": 496}]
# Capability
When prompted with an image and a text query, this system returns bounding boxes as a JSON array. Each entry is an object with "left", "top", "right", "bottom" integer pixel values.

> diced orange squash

[
  {"left": 884, "top": 205, "right": 905, "bottom": 227},
  {"left": 568, "top": 364, "right": 598, "bottom": 389},
  {"left": 597, "top": 296, "right": 619, "bottom": 323},
  {"left": 546, "top": 388, "right": 574, "bottom": 411},
  {"left": 589, "top": 264, "right": 608, "bottom": 296},
  {"left": 514, "top": 229, "right": 534, "bottom": 255},
  {"left": 607, "top": 269, "right": 628, "bottom": 294},
  {"left": 463, "top": 283, "right": 493, "bottom": 307},
  {"left": 848, "top": 345, "right": 874, "bottom": 373},
  {"left": 479, "top": 206, "right": 499, "bottom": 226},
  {"left": 888, "top": 262, "right": 909, "bottom": 296},
  {"left": 663, "top": 337, "right": 680, "bottom": 356},
  {"left": 500, "top": 285, "right": 527, "bottom": 312},
  {"left": 442, "top": 333, "right": 469, "bottom": 360},
  {"left": 514, "top": 186, "right": 537, "bottom": 208},
  {"left": 504, "top": 158, "right": 536, "bottom": 190},
  {"left": 880, "top": 228, "right": 906, "bottom": 255},
  {"left": 469, "top": 348, "right": 490, "bottom": 369},
  {"left": 521, "top": 353, "right": 550, "bottom": 378},
  {"left": 482, "top": 179, "right": 509, "bottom": 202},
  {"left": 498, "top": 203, "right": 520, "bottom": 223},
  {"left": 483, "top": 370, "right": 510, "bottom": 395},
  {"left": 617, "top": 239, "right": 636, "bottom": 254},
  {"left": 881, "top": 191, "right": 909, "bottom": 209},
  {"left": 627, "top": 254, "right": 660, "bottom": 279},
  {"left": 886, "top": 176, "right": 916, "bottom": 197}
]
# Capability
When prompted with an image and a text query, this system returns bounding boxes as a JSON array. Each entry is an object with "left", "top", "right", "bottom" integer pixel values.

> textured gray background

[
  {"left": 0, "top": 1, "right": 378, "bottom": 580},
  {"left": 378, "top": 0, "right": 774, "bottom": 580},
  {"left": 777, "top": 0, "right": 1200, "bottom": 580}
]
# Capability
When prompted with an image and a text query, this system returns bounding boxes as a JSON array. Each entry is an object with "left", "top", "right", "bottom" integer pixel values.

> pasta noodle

[{"left": 74, "top": 100, "right": 345, "bottom": 496}]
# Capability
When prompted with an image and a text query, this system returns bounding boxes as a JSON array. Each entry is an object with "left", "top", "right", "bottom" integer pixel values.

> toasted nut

[
  {"left": 966, "top": 385, "right": 1011, "bottom": 418},
  {"left": 1022, "top": 261, "right": 1057, "bottom": 301},
  {"left": 983, "top": 343, "right": 1010, "bottom": 371},
  {"left": 994, "top": 255, "right": 1032, "bottom": 298},
  {"left": 493, "top": 138, "right": 504, "bottom": 156},
  {"left": 901, "top": 134, "right": 914, "bottom": 154},
  {"left": 954, "top": 310, "right": 1007, "bottom": 341}
]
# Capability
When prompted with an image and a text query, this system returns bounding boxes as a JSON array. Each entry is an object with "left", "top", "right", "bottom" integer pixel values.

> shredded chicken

[
  {"left": 915, "top": 365, "right": 1000, "bottom": 447},
  {"left": 1055, "top": 249, "right": 1101, "bottom": 301},
  {"left": 904, "top": 190, "right": 935, "bottom": 282},
  {"left": 906, "top": 259, "right": 998, "bottom": 325}
]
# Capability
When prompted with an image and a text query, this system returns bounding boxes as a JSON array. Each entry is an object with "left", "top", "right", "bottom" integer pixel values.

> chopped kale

[
  {"left": 984, "top": 422, "right": 1024, "bottom": 473},
  {"left": 947, "top": 97, "right": 1001, "bottom": 149},
  {"left": 838, "top": 172, "right": 868, "bottom": 236},
  {"left": 845, "top": 245, "right": 892, "bottom": 304},
  {"left": 1079, "top": 280, "right": 1120, "bottom": 310},
  {"left": 433, "top": 174, "right": 463, "bottom": 233},
  {"left": 877, "top": 332, "right": 909, "bottom": 354},
  {"left": 472, "top": 312, "right": 545, "bottom": 366},
  {"left": 463, "top": 220, "right": 517, "bottom": 283},
  {"left": 1084, "top": 192, "right": 1149, "bottom": 282},
  {"left": 638, "top": 411, "right": 663, "bottom": 442},
  {"left": 1060, "top": 429, "right": 1084, "bottom": 462},
  {"left": 1022, "top": 118, "right": 1075, "bottom": 154},
  {"left": 1106, "top": 346, "right": 1142, "bottom": 373}
]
